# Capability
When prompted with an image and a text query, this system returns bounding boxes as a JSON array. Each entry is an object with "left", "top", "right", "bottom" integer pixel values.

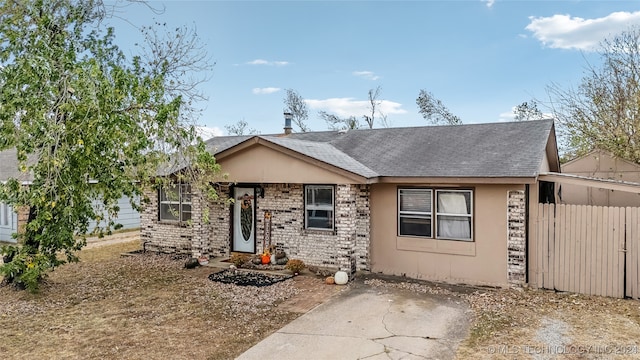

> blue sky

[{"left": 107, "top": 1, "right": 640, "bottom": 136}]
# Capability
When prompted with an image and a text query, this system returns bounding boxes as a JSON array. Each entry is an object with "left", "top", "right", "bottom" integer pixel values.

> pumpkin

[
  {"left": 334, "top": 271, "right": 349, "bottom": 285},
  {"left": 261, "top": 254, "right": 271, "bottom": 264}
]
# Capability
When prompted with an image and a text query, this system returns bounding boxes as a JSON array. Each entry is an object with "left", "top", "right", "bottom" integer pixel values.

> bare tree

[
  {"left": 319, "top": 111, "right": 361, "bottom": 131},
  {"left": 416, "top": 89, "right": 462, "bottom": 125},
  {"left": 283, "top": 89, "right": 310, "bottom": 132},
  {"left": 548, "top": 27, "right": 640, "bottom": 162},
  {"left": 225, "top": 119, "right": 257, "bottom": 136},
  {"left": 363, "top": 86, "right": 381, "bottom": 129},
  {"left": 513, "top": 100, "right": 545, "bottom": 121}
]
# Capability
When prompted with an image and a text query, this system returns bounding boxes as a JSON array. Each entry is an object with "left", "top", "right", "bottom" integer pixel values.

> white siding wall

[
  {"left": 87, "top": 195, "right": 140, "bottom": 231},
  {"left": 0, "top": 202, "right": 18, "bottom": 243}
]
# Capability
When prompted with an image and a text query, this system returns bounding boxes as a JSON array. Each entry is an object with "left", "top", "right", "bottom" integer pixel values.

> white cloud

[
  {"left": 483, "top": 0, "right": 495, "bottom": 9},
  {"left": 252, "top": 87, "right": 281, "bottom": 95},
  {"left": 526, "top": 11, "right": 640, "bottom": 51},
  {"left": 196, "top": 126, "right": 224, "bottom": 140},
  {"left": 246, "top": 59, "right": 290, "bottom": 66},
  {"left": 353, "top": 70, "right": 380, "bottom": 80},
  {"left": 306, "top": 97, "right": 406, "bottom": 118},
  {"left": 498, "top": 110, "right": 516, "bottom": 122}
]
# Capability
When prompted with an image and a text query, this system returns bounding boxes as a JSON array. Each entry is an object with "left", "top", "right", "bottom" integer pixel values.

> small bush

[
  {"left": 230, "top": 253, "right": 251, "bottom": 268},
  {"left": 284, "top": 259, "right": 306, "bottom": 274}
]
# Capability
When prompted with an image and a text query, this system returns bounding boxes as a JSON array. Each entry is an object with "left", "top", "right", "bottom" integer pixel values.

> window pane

[
  {"left": 437, "top": 191, "right": 471, "bottom": 215},
  {"left": 437, "top": 215, "right": 471, "bottom": 240},
  {"left": 307, "top": 209, "right": 333, "bottom": 229},
  {"left": 399, "top": 216, "right": 431, "bottom": 237},
  {"left": 181, "top": 184, "right": 192, "bottom": 203},
  {"left": 400, "top": 189, "right": 431, "bottom": 213},
  {"left": 181, "top": 204, "right": 192, "bottom": 222},
  {"left": 306, "top": 187, "right": 313, "bottom": 205},
  {"left": 313, "top": 187, "right": 333, "bottom": 206},
  {"left": 160, "top": 203, "right": 179, "bottom": 221},
  {"left": 161, "top": 187, "right": 179, "bottom": 202}
]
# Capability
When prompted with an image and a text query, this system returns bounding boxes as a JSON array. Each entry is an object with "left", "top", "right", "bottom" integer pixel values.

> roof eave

[{"left": 374, "top": 176, "right": 538, "bottom": 185}]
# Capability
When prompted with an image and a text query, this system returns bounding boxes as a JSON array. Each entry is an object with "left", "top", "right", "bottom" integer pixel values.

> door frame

[{"left": 230, "top": 184, "right": 262, "bottom": 253}]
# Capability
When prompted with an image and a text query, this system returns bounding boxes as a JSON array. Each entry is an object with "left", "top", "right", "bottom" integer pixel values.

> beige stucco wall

[
  {"left": 218, "top": 145, "right": 358, "bottom": 185},
  {"left": 370, "top": 183, "right": 525, "bottom": 287},
  {"left": 561, "top": 151, "right": 640, "bottom": 207}
]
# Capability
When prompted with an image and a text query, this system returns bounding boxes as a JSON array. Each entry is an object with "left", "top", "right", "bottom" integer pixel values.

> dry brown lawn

[
  {"left": 0, "top": 241, "right": 321, "bottom": 360},
  {"left": 4, "top": 241, "right": 640, "bottom": 359},
  {"left": 456, "top": 286, "right": 640, "bottom": 359}
]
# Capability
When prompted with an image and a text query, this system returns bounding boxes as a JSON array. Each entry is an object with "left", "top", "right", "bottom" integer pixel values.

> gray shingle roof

[
  {"left": 261, "top": 136, "right": 378, "bottom": 178},
  {"left": 329, "top": 120, "right": 554, "bottom": 178},
  {"left": 0, "top": 148, "right": 33, "bottom": 183},
  {"left": 206, "top": 120, "right": 555, "bottom": 180}
]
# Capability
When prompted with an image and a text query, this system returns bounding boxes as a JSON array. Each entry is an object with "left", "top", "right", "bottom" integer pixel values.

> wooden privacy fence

[{"left": 534, "top": 203, "right": 640, "bottom": 299}]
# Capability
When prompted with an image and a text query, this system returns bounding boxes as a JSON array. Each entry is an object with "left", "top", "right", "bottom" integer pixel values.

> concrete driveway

[{"left": 237, "top": 277, "right": 471, "bottom": 360}]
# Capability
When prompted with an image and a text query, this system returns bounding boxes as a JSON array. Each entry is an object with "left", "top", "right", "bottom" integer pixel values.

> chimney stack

[{"left": 283, "top": 112, "right": 293, "bottom": 135}]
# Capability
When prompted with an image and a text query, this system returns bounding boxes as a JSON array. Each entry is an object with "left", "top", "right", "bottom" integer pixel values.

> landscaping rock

[
  {"left": 184, "top": 257, "right": 200, "bottom": 269},
  {"left": 208, "top": 269, "right": 292, "bottom": 287}
]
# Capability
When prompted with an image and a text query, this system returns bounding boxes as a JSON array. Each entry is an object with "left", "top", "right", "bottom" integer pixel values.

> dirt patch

[{"left": 0, "top": 241, "right": 330, "bottom": 359}]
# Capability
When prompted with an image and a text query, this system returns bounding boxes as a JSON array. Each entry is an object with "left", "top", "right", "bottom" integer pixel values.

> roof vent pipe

[{"left": 283, "top": 112, "right": 293, "bottom": 135}]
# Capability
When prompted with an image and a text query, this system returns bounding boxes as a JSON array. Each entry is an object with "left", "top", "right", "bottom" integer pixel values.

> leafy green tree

[
  {"left": 416, "top": 89, "right": 462, "bottom": 125},
  {"left": 548, "top": 27, "right": 640, "bottom": 162},
  {"left": 0, "top": 0, "right": 219, "bottom": 291}
]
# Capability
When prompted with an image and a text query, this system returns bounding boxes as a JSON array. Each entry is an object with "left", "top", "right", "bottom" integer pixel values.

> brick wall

[
  {"left": 253, "top": 183, "right": 371, "bottom": 275},
  {"left": 208, "top": 186, "right": 231, "bottom": 257},
  {"left": 140, "top": 188, "right": 193, "bottom": 255},
  {"left": 141, "top": 182, "right": 372, "bottom": 274},
  {"left": 507, "top": 190, "right": 526, "bottom": 285}
]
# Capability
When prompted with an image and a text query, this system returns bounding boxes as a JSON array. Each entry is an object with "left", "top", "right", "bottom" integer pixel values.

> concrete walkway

[{"left": 237, "top": 279, "right": 471, "bottom": 360}]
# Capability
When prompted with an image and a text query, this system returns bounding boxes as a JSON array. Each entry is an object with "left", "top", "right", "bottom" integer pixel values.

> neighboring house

[
  {"left": 0, "top": 148, "right": 140, "bottom": 243},
  {"left": 142, "top": 119, "right": 560, "bottom": 288},
  {"left": 560, "top": 150, "right": 640, "bottom": 207}
]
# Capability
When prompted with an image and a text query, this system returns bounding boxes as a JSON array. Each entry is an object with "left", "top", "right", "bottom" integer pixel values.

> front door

[{"left": 233, "top": 187, "right": 255, "bottom": 253}]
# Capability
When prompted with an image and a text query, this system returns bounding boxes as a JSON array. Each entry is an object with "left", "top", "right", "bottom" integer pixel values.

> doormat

[{"left": 208, "top": 269, "right": 293, "bottom": 287}]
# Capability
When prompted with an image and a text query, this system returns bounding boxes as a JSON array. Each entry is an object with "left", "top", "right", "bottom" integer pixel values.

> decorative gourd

[
  {"left": 261, "top": 254, "right": 271, "bottom": 264},
  {"left": 334, "top": 271, "right": 349, "bottom": 285},
  {"left": 325, "top": 276, "right": 335, "bottom": 285},
  {"left": 270, "top": 254, "right": 277, "bottom": 264}
]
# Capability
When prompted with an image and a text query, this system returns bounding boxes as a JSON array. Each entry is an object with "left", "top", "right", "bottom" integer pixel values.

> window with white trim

[
  {"left": 398, "top": 188, "right": 473, "bottom": 241},
  {"left": 159, "top": 183, "right": 192, "bottom": 222},
  {"left": 305, "top": 185, "right": 334, "bottom": 230}
]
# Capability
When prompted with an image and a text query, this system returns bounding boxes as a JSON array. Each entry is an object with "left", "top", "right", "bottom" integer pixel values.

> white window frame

[
  {"left": 435, "top": 189, "right": 473, "bottom": 241},
  {"left": 159, "top": 183, "right": 192, "bottom": 223},
  {"left": 397, "top": 188, "right": 474, "bottom": 242},
  {"left": 304, "top": 185, "right": 334, "bottom": 230},
  {"left": 398, "top": 188, "right": 433, "bottom": 238},
  {"left": 0, "top": 203, "right": 7, "bottom": 227}
]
